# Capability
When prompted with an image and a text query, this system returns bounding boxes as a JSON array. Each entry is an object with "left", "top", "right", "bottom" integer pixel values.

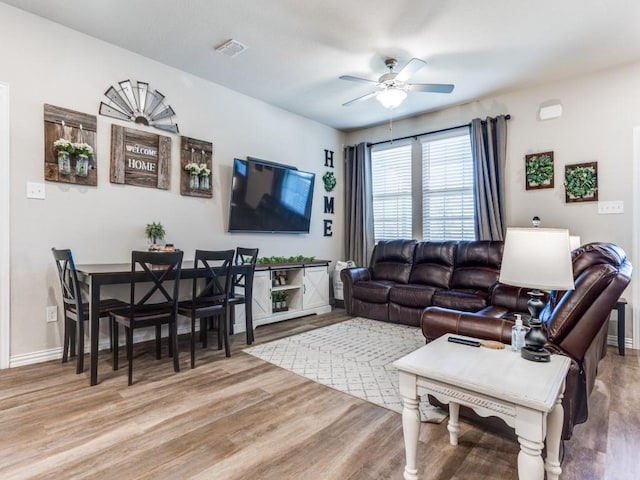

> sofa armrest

[
  {"left": 421, "top": 306, "right": 514, "bottom": 344},
  {"left": 490, "top": 283, "right": 539, "bottom": 313},
  {"left": 341, "top": 267, "right": 371, "bottom": 314}
]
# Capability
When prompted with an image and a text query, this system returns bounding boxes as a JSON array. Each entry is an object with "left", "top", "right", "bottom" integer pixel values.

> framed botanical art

[
  {"left": 525, "top": 151, "right": 554, "bottom": 190},
  {"left": 564, "top": 161, "right": 598, "bottom": 203}
]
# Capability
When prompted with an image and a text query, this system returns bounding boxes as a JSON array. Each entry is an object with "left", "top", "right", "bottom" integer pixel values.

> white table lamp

[{"left": 499, "top": 227, "right": 575, "bottom": 361}]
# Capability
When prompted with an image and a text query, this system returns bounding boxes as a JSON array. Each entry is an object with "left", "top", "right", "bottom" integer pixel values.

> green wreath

[
  {"left": 322, "top": 171, "right": 336, "bottom": 192},
  {"left": 565, "top": 166, "right": 597, "bottom": 198}
]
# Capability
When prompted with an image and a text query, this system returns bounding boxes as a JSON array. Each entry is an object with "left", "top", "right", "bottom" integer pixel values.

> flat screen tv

[{"left": 228, "top": 158, "right": 315, "bottom": 233}]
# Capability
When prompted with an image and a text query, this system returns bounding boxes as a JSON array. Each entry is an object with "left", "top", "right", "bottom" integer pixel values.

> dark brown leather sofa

[
  {"left": 422, "top": 242, "right": 631, "bottom": 439},
  {"left": 342, "top": 240, "right": 631, "bottom": 440},
  {"left": 341, "top": 239, "right": 519, "bottom": 326}
]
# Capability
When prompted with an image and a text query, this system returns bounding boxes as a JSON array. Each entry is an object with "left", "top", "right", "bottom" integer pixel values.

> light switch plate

[
  {"left": 27, "top": 182, "right": 45, "bottom": 199},
  {"left": 598, "top": 200, "right": 624, "bottom": 214}
]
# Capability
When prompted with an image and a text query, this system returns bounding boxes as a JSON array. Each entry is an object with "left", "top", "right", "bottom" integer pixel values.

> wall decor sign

[
  {"left": 110, "top": 124, "right": 171, "bottom": 189},
  {"left": 564, "top": 161, "right": 598, "bottom": 203},
  {"left": 180, "top": 136, "right": 213, "bottom": 198},
  {"left": 44, "top": 104, "right": 98, "bottom": 186},
  {"left": 525, "top": 151, "right": 554, "bottom": 190},
  {"left": 99, "top": 79, "right": 179, "bottom": 133},
  {"left": 323, "top": 149, "right": 335, "bottom": 237}
]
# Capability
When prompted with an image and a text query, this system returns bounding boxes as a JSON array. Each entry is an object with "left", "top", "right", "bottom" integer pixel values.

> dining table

[{"left": 76, "top": 260, "right": 255, "bottom": 386}]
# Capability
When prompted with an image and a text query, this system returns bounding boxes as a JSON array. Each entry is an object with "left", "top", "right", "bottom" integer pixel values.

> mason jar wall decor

[
  {"left": 44, "top": 104, "right": 98, "bottom": 186},
  {"left": 180, "top": 136, "right": 213, "bottom": 198}
]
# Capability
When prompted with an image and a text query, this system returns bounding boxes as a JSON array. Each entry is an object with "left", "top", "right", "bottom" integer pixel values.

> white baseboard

[
  {"left": 9, "top": 322, "right": 196, "bottom": 368},
  {"left": 608, "top": 334, "right": 634, "bottom": 351}
]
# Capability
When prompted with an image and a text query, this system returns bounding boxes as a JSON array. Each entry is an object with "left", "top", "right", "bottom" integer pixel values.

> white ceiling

[{"left": 4, "top": 0, "right": 640, "bottom": 131}]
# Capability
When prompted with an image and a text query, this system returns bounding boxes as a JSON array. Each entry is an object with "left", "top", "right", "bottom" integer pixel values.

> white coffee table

[{"left": 393, "top": 334, "right": 571, "bottom": 480}]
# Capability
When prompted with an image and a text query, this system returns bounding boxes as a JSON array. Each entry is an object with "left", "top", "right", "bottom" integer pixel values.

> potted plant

[
  {"left": 184, "top": 162, "right": 201, "bottom": 189},
  {"left": 72, "top": 142, "right": 94, "bottom": 177},
  {"left": 145, "top": 221, "right": 166, "bottom": 250},
  {"left": 199, "top": 163, "right": 211, "bottom": 190},
  {"left": 54, "top": 138, "right": 73, "bottom": 175}
]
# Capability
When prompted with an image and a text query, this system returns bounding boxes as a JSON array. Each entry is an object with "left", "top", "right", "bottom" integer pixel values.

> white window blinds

[
  {"left": 421, "top": 132, "right": 475, "bottom": 240},
  {"left": 371, "top": 143, "right": 412, "bottom": 242}
]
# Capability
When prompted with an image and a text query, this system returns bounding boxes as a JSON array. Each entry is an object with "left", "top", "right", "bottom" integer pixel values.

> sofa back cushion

[
  {"left": 369, "top": 239, "right": 417, "bottom": 284},
  {"left": 409, "top": 241, "right": 458, "bottom": 288},
  {"left": 450, "top": 241, "right": 504, "bottom": 291}
]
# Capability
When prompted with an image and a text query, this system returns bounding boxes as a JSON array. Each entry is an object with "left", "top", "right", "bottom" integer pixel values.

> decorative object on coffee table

[
  {"left": 564, "top": 161, "right": 598, "bottom": 202},
  {"left": 499, "top": 227, "right": 575, "bottom": 362},
  {"left": 525, "top": 151, "right": 554, "bottom": 190}
]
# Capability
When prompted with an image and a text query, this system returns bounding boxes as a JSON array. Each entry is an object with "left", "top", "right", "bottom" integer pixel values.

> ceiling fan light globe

[{"left": 376, "top": 88, "right": 407, "bottom": 109}]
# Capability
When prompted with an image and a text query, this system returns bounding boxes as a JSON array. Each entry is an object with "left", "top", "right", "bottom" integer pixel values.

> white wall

[
  {"left": 0, "top": 4, "right": 345, "bottom": 362},
  {"left": 347, "top": 61, "right": 640, "bottom": 347}
]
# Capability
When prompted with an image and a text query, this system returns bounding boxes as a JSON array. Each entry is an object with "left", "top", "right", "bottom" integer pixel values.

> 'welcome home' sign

[{"left": 110, "top": 124, "right": 171, "bottom": 189}]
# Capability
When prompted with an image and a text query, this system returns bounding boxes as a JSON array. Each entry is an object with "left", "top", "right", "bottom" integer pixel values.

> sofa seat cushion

[
  {"left": 389, "top": 284, "right": 439, "bottom": 308},
  {"left": 352, "top": 280, "right": 396, "bottom": 304},
  {"left": 432, "top": 289, "right": 488, "bottom": 311}
]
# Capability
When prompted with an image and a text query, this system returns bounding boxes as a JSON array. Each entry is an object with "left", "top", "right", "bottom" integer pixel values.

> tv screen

[{"left": 228, "top": 158, "right": 315, "bottom": 233}]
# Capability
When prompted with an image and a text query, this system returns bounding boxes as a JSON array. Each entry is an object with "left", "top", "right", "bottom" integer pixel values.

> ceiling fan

[{"left": 340, "top": 58, "right": 454, "bottom": 109}]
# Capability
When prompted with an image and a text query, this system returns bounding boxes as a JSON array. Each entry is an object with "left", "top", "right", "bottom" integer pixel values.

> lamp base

[{"left": 521, "top": 346, "right": 551, "bottom": 363}]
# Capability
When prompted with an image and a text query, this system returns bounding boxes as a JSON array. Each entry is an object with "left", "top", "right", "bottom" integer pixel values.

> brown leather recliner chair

[{"left": 421, "top": 242, "right": 632, "bottom": 439}]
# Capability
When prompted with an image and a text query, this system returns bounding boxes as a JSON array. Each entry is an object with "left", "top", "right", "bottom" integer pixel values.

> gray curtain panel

[
  {"left": 470, "top": 115, "right": 508, "bottom": 241},
  {"left": 344, "top": 143, "right": 374, "bottom": 267}
]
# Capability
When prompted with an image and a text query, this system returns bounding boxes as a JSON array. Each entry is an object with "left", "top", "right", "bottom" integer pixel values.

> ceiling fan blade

[
  {"left": 408, "top": 83, "right": 455, "bottom": 94},
  {"left": 342, "top": 91, "right": 377, "bottom": 107},
  {"left": 339, "top": 75, "right": 378, "bottom": 84},
  {"left": 395, "top": 58, "right": 427, "bottom": 82}
]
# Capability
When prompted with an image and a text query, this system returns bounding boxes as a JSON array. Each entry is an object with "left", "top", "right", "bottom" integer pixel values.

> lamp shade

[
  {"left": 499, "top": 227, "right": 575, "bottom": 291},
  {"left": 376, "top": 87, "right": 407, "bottom": 109}
]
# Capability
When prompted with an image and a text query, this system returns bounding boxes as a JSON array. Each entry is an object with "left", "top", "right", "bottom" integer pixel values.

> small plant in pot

[
  {"left": 272, "top": 291, "right": 289, "bottom": 312},
  {"left": 145, "top": 221, "right": 166, "bottom": 250}
]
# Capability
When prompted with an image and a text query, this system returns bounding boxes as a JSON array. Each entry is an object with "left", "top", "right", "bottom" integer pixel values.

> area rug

[{"left": 243, "top": 317, "right": 447, "bottom": 423}]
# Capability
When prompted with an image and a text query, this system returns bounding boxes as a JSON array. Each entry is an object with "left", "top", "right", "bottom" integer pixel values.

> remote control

[{"left": 447, "top": 336, "right": 481, "bottom": 347}]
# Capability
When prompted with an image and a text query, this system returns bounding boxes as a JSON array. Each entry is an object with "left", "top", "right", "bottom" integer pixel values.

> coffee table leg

[
  {"left": 545, "top": 387, "right": 565, "bottom": 480},
  {"left": 447, "top": 402, "right": 460, "bottom": 445},
  {"left": 401, "top": 395, "right": 421, "bottom": 480},
  {"left": 516, "top": 410, "right": 545, "bottom": 480}
]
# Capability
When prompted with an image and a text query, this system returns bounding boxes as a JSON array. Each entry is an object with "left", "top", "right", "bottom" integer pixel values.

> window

[
  {"left": 421, "top": 132, "right": 474, "bottom": 240},
  {"left": 370, "top": 129, "right": 475, "bottom": 242},
  {"left": 371, "top": 143, "right": 412, "bottom": 242}
]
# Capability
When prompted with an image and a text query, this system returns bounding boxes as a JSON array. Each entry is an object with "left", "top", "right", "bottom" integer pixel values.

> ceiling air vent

[{"left": 214, "top": 39, "right": 248, "bottom": 57}]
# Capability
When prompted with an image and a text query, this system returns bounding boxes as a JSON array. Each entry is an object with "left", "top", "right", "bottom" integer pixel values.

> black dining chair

[
  {"left": 228, "top": 247, "right": 259, "bottom": 342},
  {"left": 51, "top": 248, "right": 128, "bottom": 374},
  {"left": 178, "top": 249, "right": 235, "bottom": 368},
  {"left": 110, "top": 250, "right": 184, "bottom": 386}
]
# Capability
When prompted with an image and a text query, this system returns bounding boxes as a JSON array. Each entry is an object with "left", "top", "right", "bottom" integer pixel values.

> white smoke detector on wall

[{"left": 538, "top": 103, "right": 563, "bottom": 121}]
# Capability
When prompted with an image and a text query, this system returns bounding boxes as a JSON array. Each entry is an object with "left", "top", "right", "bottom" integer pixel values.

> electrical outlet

[
  {"left": 46, "top": 306, "right": 58, "bottom": 323},
  {"left": 27, "top": 182, "right": 46, "bottom": 200}
]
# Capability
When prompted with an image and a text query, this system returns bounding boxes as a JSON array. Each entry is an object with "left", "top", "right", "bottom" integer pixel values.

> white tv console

[{"left": 232, "top": 260, "right": 331, "bottom": 333}]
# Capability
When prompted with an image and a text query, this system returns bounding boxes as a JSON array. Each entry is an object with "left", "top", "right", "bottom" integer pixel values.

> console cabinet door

[
  {"left": 303, "top": 265, "right": 329, "bottom": 310},
  {"left": 252, "top": 270, "right": 272, "bottom": 320}
]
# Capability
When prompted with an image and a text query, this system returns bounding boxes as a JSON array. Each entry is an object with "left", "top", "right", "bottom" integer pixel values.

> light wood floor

[{"left": 0, "top": 310, "right": 638, "bottom": 479}]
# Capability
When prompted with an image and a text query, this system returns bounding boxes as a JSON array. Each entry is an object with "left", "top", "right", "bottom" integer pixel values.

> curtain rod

[{"left": 367, "top": 114, "right": 511, "bottom": 148}]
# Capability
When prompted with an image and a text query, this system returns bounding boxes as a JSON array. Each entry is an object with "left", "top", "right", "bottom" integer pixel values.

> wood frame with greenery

[
  {"left": 525, "top": 151, "right": 554, "bottom": 190},
  {"left": 564, "top": 161, "right": 598, "bottom": 203}
]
